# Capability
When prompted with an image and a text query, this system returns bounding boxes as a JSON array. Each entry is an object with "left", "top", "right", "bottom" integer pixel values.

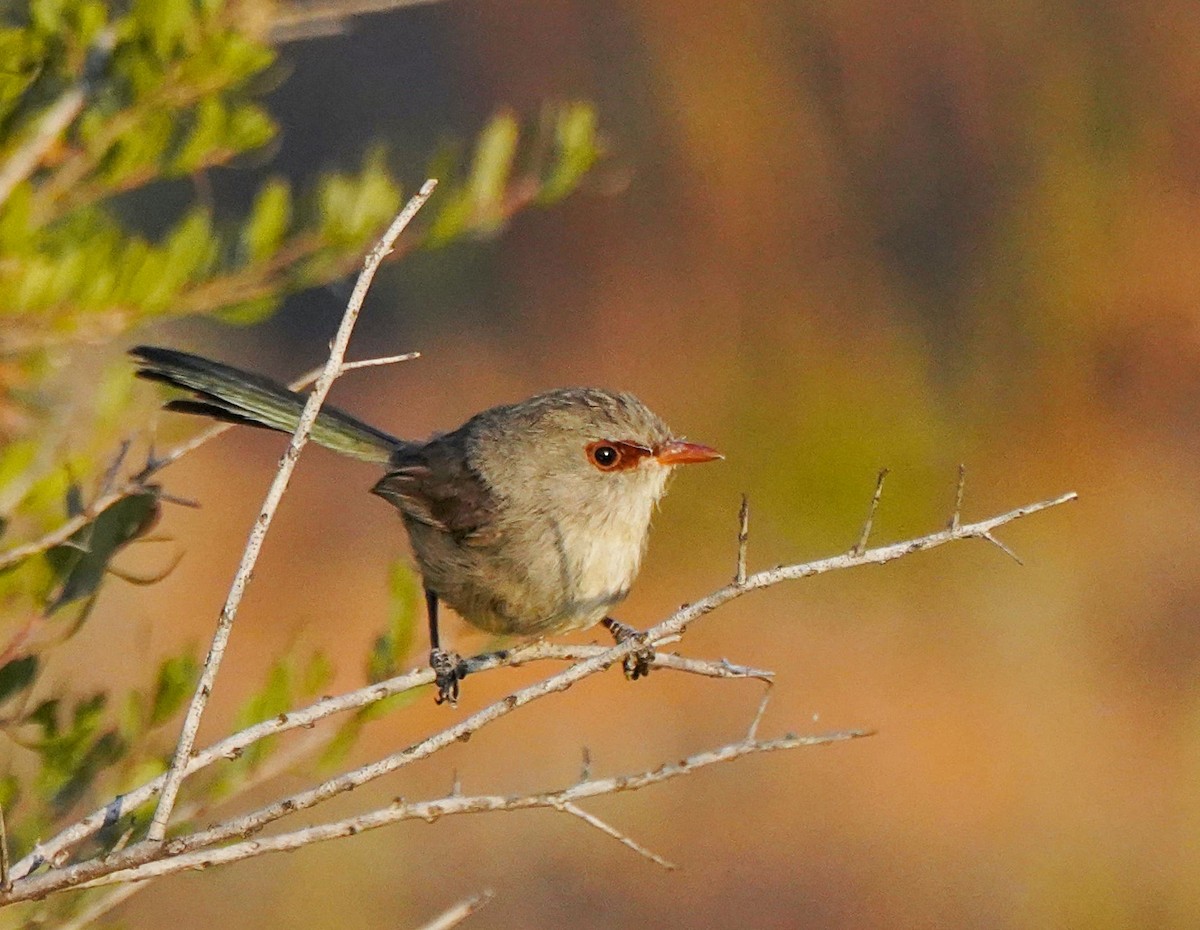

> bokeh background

[{"left": 66, "top": 0, "right": 1200, "bottom": 926}]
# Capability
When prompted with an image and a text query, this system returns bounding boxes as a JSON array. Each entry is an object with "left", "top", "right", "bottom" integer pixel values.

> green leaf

[
  {"left": 366, "top": 561, "right": 418, "bottom": 683},
  {"left": 131, "top": 0, "right": 197, "bottom": 61},
  {"left": 27, "top": 698, "right": 59, "bottom": 739},
  {"left": 171, "top": 96, "right": 227, "bottom": 174},
  {"left": 224, "top": 102, "right": 275, "bottom": 152},
  {"left": 0, "top": 656, "right": 38, "bottom": 706},
  {"left": 0, "top": 773, "right": 20, "bottom": 809},
  {"left": 540, "top": 102, "right": 601, "bottom": 204},
  {"left": 50, "top": 729, "right": 124, "bottom": 812},
  {"left": 44, "top": 489, "right": 161, "bottom": 617},
  {"left": 242, "top": 178, "right": 292, "bottom": 263},
  {"left": 149, "top": 651, "right": 198, "bottom": 726},
  {"left": 302, "top": 650, "right": 334, "bottom": 696},
  {"left": 0, "top": 440, "right": 38, "bottom": 505},
  {"left": 467, "top": 111, "right": 520, "bottom": 232},
  {"left": 317, "top": 715, "right": 363, "bottom": 770},
  {"left": 217, "top": 296, "right": 282, "bottom": 325},
  {"left": 119, "top": 690, "right": 146, "bottom": 742}
]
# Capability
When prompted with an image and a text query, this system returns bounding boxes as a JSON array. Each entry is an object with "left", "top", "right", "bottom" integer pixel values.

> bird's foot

[
  {"left": 430, "top": 648, "right": 467, "bottom": 705},
  {"left": 602, "top": 617, "right": 654, "bottom": 680}
]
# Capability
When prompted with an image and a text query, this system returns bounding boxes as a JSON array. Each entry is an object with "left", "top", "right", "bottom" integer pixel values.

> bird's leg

[
  {"left": 427, "top": 588, "right": 466, "bottom": 705},
  {"left": 601, "top": 617, "right": 654, "bottom": 680}
]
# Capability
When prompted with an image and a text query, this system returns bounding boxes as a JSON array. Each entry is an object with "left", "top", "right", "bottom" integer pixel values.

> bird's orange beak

[{"left": 654, "top": 439, "right": 723, "bottom": 466}]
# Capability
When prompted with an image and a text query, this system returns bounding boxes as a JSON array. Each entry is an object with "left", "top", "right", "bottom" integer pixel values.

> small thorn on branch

[
  {"left": 981, "top": 531, "right": 1023, "bottom": 565},
  {"left": 950, "top": 464, "right": 966, "bottom": 530},
  {"left": 415, "top": 889, "right": 494, "bottom": 930},
  {"left": 735, "top": 493, "right": 750, "bottom": 586},
  {"left": 338, "top": 351, "right": 421, "bottom": 373},
  {"left": 98, "top": 440, "right": 132, "bottom": 498},
  {"left": 747, "top": 685, "right": 773, "bottom": 741},
  {"left": 852, "top": 468, "right": 889, "bottom": 556},
  {"left": 558, "top": 801, "right": 678, "bottom": 871}
]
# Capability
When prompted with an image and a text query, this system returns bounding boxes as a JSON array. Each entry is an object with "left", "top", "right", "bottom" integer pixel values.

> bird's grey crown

[{"left": 463, "top": 386, "right": 673, "bottom": 449}]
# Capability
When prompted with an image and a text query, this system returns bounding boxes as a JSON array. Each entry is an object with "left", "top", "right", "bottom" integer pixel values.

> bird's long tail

[{"left": 130, "top": 345, "right": 401, "bottom": 465}]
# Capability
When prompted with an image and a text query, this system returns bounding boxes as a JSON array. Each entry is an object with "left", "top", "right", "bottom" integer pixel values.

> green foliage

[
  {"left": 0, "top": 656, "right": 38, "bottom": 707},
  {"left": 210, "top": 649, "right": 335, "bottom": 797},
  {"left": 0, "top": 1, "right": 607, "bottom": 919},
  {"left": 367, "top": 560, "right": 420, "bottom": 684},
  {"left": 426, "top": 103, "right": 605, "bottom": 245}
]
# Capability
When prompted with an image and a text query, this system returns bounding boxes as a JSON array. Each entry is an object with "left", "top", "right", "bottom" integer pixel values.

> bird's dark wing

[{"left": 370, "top": 440, "right": 500, "bottom": 545}]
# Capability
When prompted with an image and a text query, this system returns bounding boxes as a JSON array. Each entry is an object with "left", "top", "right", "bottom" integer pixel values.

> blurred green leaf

[
  {"left": 540, "top": 102, "right": 601, "bottom": 204},
  {"left": 149, "top": 650, "right": 198, "bottom": 727},
  {"left": 44, "top": 489, "right": 160, "bottom": 616},
  {"left": 0, "top": 656, "right": 38, "bottom": 706},
  {"left": 0, "top": 773, "right": 20, "bottom": 809},
  {"left": 367, "top": 560, "right": 419, "bottom": 684},
  {"left": 467, "top": 110, "right": 520, "bottom": 231},
  {"left": 302, "top": 650, "right": 334, "bottom": 696},
  {"left": 242, "top": 178, "right": 292, "bottom": 263}
]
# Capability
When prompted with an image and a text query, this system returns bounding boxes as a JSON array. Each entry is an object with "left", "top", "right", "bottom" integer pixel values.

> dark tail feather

[{"left": 131, "top": 346, "right": 401, "bottom": 465}]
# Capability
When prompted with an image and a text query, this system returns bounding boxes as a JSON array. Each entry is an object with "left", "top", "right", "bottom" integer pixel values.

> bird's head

[{"left": 467, "top": 387, "right": 721, "bottom": 524}]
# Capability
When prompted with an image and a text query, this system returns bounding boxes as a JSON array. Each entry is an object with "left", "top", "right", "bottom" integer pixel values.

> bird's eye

[{"left": 587, "top": 442, "right": 621, "bottom": 470}]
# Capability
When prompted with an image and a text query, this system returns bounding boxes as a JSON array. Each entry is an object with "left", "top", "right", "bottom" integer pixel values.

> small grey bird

[{"left": 130, "top": 346, "right": 721, "bottom": 702}]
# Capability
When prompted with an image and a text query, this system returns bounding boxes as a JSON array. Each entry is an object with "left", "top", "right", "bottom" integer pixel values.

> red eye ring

[{"left": 587, "top": 442, "right": 622, "bottom": 470}]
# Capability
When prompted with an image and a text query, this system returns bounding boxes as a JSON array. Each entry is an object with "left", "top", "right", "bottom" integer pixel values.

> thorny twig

[
  {"left": 0, "top": 481, "right": 1075, "bottom": 903},
  {"left": 146, "top": 180, "right": 438, "bottom": 843}
]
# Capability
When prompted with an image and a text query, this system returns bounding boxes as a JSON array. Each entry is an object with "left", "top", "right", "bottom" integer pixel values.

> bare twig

[
  {"left": 852, "top": 468, "right": 889, "bottom": 556},
  {"left": 0, "top": 803, "right": 10, "bottom": 893},
  {"left": 8, "top": 645, "right": 751, "bottom": 882},
  {"left": 412, "top": 890, "right": 494, "bottom": 930},
  {"left": 735, "top": 493, "right": 750, "bottom": 585},
  {"left": 555, "top": 801, "right": 677, "bottom": 870},
  {"left": 340, "top": 352, "right": 422, "bottom": 372},
  {"left": 145, "top": 180, "right": 438, "bottom": 843},
  {"left": 746, "top": 687, "right": 773, "bottom": 742},
  {"left": 950, "top": 464, "right": 966, "bottom": 531},
  {"left": 75, "top": 728, "right": 867, "bottom": 888},
  {"left": 0, "top": 355, "right": 364, "bottom": 573},
  {"left": 0, "top": 484, "right": 1076, "bottom": 901},
  {"left": 271, "top": 0, "right": 448, "bottom": 43},
  {"left": 981, "top": 532, "right": 1023, "bottom": 565}
]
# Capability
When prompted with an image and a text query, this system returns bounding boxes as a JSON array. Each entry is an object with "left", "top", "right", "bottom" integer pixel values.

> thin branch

[
  {"left": 76, "top": 729, "right": 868, "bottom": 889},
  {"left": 981, "top": 531, "right": 1023, "bottom": 565},
  {"left": 950, "top": 464, "right": 966, "bottom": 531},
  {"left": 270, "top": 0, "right": 448, "bottom": 43},
  {"left": 0, "top": 803, "right": 9, "bottom": 893},
  {"left": 340, "top": 352, "right": 422, "bottom": 372},
  {"left": 746, "top": 687, "right": 773, "bottom": 742},
  {"left": 411, "top": 890, "right": 494, "bottom": 930},
  {"left": 735, "top": 493, "right": 750, "bottom": 585},
  {"left": 556, "top": 801, "right": 677, "bottom": 870},
  {"left": 852, "top": 468, "right": 889, "bottom": 556},
  {"left": 145, "top": 179, "right": 437, "bottom": 843},
  {"left": 9, "top": 644, "right": 749, "bottom": 882},
  {"left": 1, "top": 486, "right": 1076, "bottom": 901},
  {"left": 0, "top": 357, "right": 349, "bottom": 574},
  {"left": 55, "top": 884, "right": 143, "bottom": 930}
]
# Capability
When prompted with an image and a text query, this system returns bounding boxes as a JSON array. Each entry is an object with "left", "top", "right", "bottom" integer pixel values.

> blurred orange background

[{"left": 63, "top": 0, "right": 1200, "bottom": 926}]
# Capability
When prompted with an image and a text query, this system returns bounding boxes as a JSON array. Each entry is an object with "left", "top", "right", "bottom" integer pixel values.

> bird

[{"left": 130, "top": 345, "right": 722, "bottom": 703}]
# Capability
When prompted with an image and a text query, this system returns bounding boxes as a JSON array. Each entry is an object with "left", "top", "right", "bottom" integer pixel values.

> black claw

[
  {"left": 431, "top": 648, "right": 467, "bottom": 705},
  {"left": 602, "top": 617, "right": 655, "bottom": 681}
]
